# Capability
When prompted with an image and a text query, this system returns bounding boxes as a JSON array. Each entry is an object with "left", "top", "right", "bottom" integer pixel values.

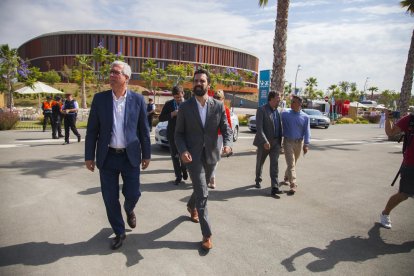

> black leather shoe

[
  {"left": 182, "top": 170, "right": 188, "bottom": 180},
  {"left": 255, "top": 182, "right": 261, "bottom": 189},
  {"left": 127, "top": 211, "right": 136, "bottom": 228},
  {"left": 175, "top": 178, "right": 182, "bottom": 185},
  {"left": 111, "top": 233, "right": 126, "bottom": 250},
  {"left": 58, "top": 134, "right": 64, "bottom": 138},
  {"left": 271, "top": 187, "right": 283, "bottom": 196}
]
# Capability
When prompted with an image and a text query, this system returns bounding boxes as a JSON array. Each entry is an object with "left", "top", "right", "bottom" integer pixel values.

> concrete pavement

[{"left": 0, "top": 124, "right": 413, "bottom": 275}]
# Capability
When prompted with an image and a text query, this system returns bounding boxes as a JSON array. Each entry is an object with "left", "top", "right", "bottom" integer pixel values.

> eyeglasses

[{"left": 110, "top": 70, "right": 123, "bottom": 76}]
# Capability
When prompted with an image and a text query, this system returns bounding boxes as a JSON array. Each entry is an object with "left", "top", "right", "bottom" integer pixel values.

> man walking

[
  {"left": 41, "top": 96, "right": 53, "bottom": 132},
  {"left": 51, "top": 96, "right": 64, "bottom": 139},
  {"left": 281, "top": 95, "right": 311, "bottom": 195},
  {"left": 85, "top": 60, "right": 151, "bottom": 250},
  {"left": 175, "top": 68, "right": 232, "bottom": 250},
  {"left": 254, "top": 90, "right": 283, "bottom": 196},
  {"left": 62, "top": 93, "right": 81, "bottom": 144},
  {"left": 158, "top": 85, "right": 188, "bottom": 185}
]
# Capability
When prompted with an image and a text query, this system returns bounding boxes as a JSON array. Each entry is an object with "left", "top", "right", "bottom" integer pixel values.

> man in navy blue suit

[{"left": 85, "top": 60, "right": 151, "bottom": 250}]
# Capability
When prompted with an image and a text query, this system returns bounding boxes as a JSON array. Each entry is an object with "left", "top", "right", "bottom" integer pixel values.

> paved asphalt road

[{"left": 0, "top": 124, "right": 413, "bottom": 275}]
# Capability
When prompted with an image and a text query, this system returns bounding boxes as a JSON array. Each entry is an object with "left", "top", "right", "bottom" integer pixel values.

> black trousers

[
  {"left": 52, "top": 115, "right": 63, "bottom": 138},
  {"left": 43, "top": 112, "right": 53, "bottom": 131},
  {"left": 64, "top": 115, "right": 80, "bottom": 142},
  {"left": 169, "top": 138, "right": 187, "bottom": 180}
]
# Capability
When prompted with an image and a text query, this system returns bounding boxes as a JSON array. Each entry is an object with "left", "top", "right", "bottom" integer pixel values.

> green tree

[
  {"left": 73, "top": 55, "right": 93, "bottom": 108},
  {"left": 42, "top": 70, "right": 61, "bottom": 85},
  {"left": 378, "top": 89, "right": 399, "bottom": 108},
  {"left": 338, "top": 81, "right": 350, "bottom": 94},
  {"left": 259, "top": 0, "right": 290, "bottom": 94},
  {"left": 367, "top": 86, "right": 378, "bottom": 100},
  {"left": 304, "top": 77, "right": 318, "bottom": 99},
  {"left": 0, "top": 44, "right": 32, "bottom": 110},
  {"left": 165, "top": 63, "right": 189, "bottom": 87},
  {"left": 141, "top": 59, "right": 166, "bottom": 102},
  {"left": 398, "top": 0, "right": 414, "bottom": 114}
]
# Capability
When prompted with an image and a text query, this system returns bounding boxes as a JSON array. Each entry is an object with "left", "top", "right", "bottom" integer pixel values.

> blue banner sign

[{"left": 259, "top": 70, "right": 271, "bottom": 107}]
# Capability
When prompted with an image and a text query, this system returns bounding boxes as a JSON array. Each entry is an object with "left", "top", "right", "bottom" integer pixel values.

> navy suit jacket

[{"left": 85, "top": 90, "right": 151, "bottom": 169}]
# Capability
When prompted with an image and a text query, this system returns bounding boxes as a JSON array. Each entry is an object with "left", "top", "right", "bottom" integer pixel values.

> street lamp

[
  {"left": 363, "top": 77, "right": 369, "bottom": 100},
  {"left": 294, "top": 64, "right": 302, "bottom": 95}
]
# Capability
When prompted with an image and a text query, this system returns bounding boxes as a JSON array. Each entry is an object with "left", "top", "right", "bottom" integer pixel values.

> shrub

[
  {"left": 337, "top": 117, "right": 354, "bottom": 124},
  {"left": 0, "top": 111, "right": 20, "bottom": 130},
  {"left": 238, "top": 114, "right": 249, "bottom": 126}
]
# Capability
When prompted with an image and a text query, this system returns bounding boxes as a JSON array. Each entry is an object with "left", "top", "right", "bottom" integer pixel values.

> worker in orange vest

[{"left": 41, "top": 96, "right": 53, "bottom": 132}]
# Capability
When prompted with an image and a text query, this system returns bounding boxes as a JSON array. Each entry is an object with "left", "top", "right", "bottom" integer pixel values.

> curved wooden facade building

[{"left": 18, "top": 30, "right": 259, "bottom": 93}]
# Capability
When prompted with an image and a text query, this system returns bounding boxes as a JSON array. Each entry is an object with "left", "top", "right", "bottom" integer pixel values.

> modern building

[{"left": 18, "top": 30, "right": 259, "bottom": 93}]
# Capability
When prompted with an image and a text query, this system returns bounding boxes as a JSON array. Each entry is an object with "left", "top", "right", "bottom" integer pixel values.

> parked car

[
  {"left": 247, "top": 108, "right": 290, "bottom": 132},
  {"left": 303, "top": 108, "right": 330, "bottom": 129},
  {"left": 155, "top": 112, "right": 239, "bottom": 147},
  {"left": 247, "top": 115, "right": 256, "bottom": 132}
]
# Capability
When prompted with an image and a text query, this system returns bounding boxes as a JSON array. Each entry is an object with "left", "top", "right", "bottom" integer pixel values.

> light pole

[
  {"left": 294, "top": 64, "right": 302, "bottom": 95},
  {"left": 363, "top": 77, "right": 369, "bottom": 100}
]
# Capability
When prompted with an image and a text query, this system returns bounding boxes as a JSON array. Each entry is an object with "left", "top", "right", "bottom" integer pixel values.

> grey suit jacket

[
  {"left": 253, "top": 103, "right": 282, "bottom": 147},
  {"left": 175, "top": 96, "right": 233, "bottom": 165}
]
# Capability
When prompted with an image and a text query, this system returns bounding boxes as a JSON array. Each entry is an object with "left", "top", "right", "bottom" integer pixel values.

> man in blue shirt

[{"left": 281, "top": 95, "right": 310, "bottom": 195}]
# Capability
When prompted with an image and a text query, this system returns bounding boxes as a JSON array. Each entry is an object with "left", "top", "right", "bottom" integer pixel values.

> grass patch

[{"left": 15, "top": 120, "right": 87, "bottom": 130}]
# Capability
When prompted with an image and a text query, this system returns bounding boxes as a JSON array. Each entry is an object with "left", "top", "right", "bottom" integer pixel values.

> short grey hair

[{"left": 111, "top": 60, "right": 131, "bottom": 79}]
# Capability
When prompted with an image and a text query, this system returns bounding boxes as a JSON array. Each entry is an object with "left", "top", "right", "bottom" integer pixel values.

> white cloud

[{"left": 0, "top": 0, "right": 411, "bottom": 93}]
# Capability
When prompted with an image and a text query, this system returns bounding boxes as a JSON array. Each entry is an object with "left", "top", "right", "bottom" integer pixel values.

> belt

[
  {"left": 284, "top": 137, "right": 303, "bottom": 143},
  {"left": 108, "top": 147, "right": 126, "bottom": 154}
]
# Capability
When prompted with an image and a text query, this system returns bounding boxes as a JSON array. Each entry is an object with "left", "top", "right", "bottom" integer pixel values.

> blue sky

[{"left": 0, "top": 0, "right": 412, "bottom": 93}]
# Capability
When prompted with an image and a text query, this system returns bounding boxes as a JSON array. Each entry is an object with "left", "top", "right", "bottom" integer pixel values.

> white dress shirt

[
  {"left": 196, "top": 98, "right": 208, "bottom": 127},
  {"left": 109, "top": 90, "right": 127, "bottom": 148}
]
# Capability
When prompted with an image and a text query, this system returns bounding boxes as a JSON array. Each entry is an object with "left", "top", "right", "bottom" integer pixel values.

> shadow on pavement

[
  {"left": 0, "top": 154, "right": 84, "bottom": 178},
  {"left": 0, "top": 216, "right": 198, "bottom": 268},
  {"left": 281, "top": 223, "right": 414, "bottom": 272}
]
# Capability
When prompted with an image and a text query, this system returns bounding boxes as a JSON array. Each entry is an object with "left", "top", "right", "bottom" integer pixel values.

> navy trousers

[{"left": 99, "top": 151, "right": 141, "bottom": 236}]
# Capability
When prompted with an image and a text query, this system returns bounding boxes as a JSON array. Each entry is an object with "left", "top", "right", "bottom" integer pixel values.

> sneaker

[{"left": 380, "top": 213, "right": 392, "bottom": 229}]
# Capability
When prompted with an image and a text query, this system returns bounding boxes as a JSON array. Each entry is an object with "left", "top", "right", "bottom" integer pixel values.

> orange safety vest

[{"left": 43, "top": 101, "right": 53, "bottom": 110}]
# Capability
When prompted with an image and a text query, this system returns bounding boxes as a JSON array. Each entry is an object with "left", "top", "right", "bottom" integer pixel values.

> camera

[{"left": 388, "top": 110, "right": 400, "bottom": 119}]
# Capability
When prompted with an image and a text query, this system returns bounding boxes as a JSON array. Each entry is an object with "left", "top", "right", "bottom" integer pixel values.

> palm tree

[
  {"left": 398, "top": 0, "right": 414, "bottom": 114},
  {"left": 367, "top": 86, "right": 379, "bottom": 100},
  {"left": 304, "top": 77, "right": 318, "bottom": 98},
  {"left": 338, "top": 81, "right": 350, "bottom": 95},
  {"left": 74, "top": 55, "right": 92, "bottom": 109},
  {"left": 259, "top": 0, "right": 290, "bottom": 94}
]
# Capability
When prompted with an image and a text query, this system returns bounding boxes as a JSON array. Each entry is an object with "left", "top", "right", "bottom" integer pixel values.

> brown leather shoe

[
  {"left": 202, "top": 236, "right": 213, "bottom": 250},
  {"left": 127, "top": 211, "right": 136, "bottom": 228},
  {"left": 187, "top": 206, "right": 199, "bottom": 223}
]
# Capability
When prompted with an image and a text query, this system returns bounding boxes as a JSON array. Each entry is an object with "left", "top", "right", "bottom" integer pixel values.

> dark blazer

[
  {"left": 85, "top": 90, "right": 151, "bottom": 169},
  {"left": 175, "top": 96, "right": 232, "bottom": 165},
  {"left": 158, "top": 98, "right": 179, "bottom": 141},
  {"left": 253, "top": 103, "right": 282, "bottom": 147}
]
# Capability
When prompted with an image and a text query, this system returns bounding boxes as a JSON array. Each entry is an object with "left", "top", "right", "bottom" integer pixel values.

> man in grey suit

[
  {"left": 253, "top": 90, "right": 283, "bottom": 196},
  {"left": 85, "top": 60, "right": 151, "bottom": 250},
  {"left": 175, "top": 68, "right": 233, "bottom": 250}
]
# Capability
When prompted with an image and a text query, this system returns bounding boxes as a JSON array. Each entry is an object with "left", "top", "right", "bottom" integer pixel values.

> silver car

[
  {"left": 155, "top": 112, "right": 239, "bottom": 147},
  {"left": 303, "top": 108, "right": 330, "bottom": 129}
]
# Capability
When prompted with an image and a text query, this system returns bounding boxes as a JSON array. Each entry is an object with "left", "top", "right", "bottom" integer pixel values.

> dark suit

[
  {"left": 159, "top": 98, "right": 187, "bottom": 181},
  {"left": 85, "top": 90, "right": 151, "bottom": 236},
  {"left": 253, "top": 103, "right": 282, "bottom": 188},
  {"left": 175, "top": 96, "right": 232, "bottom": 237}
]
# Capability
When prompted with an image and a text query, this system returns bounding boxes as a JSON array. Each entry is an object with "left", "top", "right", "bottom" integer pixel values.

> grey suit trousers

[
  {"left": 255, "top": 138, "right": 281, "bottom": 188},
  {"left": 187, "top": 149, "right": 214, "bottom": 237}
]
